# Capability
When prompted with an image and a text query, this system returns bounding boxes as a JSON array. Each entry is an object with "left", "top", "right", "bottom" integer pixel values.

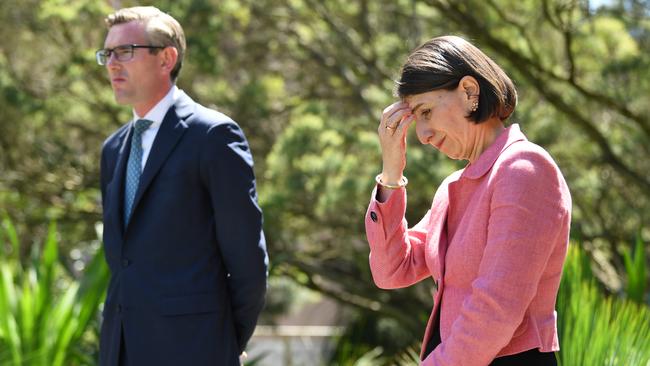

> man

[{"left": 96, "top": 6, "right": 268, "bottom": 366}]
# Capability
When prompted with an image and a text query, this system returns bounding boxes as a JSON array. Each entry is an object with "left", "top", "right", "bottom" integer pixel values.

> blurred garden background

[{"left": 0, "top": 0, "right": 649, "bottom": 364}]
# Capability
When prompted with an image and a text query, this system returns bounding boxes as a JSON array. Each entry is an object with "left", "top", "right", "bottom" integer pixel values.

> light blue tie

[{"left": 124, "top": 119, "right": 153, "bottom": 226}]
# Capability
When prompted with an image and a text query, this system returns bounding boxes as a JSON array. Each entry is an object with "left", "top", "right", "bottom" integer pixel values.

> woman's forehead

[{"left": 405, "top": 90, "right": 444, "bottom": 108}]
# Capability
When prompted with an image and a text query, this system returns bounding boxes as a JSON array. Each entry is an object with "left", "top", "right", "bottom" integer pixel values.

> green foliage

[
  {"left": 557, "top": 245, "right": 650, "bottom": 366},
  {"left": 350, "top": 347, "right": 386, "bottom": 366},
  {"left": 622, "top": 232, "right": 648, "bottom": 304},
  {"left": 1, "top": 0, "right": 648, "bottom": 292},
  {"left": 0, "top": 0, "right": 649, "bottom": 363},
  {"left": 348, "top": 344, "right": 420, "bottom": 366},
  {"left": 329, "top": 310, "right": 417, "bottom": 365},
  {"left": 0, "top": 218, "right": 109, "bottom": 366},
  {"left": 243, "top": 352, "right": 270, "bottom": 366}
]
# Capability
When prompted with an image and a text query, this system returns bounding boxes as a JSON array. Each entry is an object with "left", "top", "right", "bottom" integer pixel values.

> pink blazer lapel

[{"left": 425, "top": 185, "right": 450, "bottom": 282}]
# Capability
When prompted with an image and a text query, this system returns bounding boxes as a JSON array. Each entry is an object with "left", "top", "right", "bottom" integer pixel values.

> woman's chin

[{"left": 440, "top": 149, "right": 462, "bottom": 160}]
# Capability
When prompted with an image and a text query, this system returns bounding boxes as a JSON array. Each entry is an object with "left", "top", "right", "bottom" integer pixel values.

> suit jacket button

[
  {"left": 370, "top": 211, "right": 378, "bottom": 222},
  {"left": 121, "top": 259, "right": 130, "bottom": 268}
]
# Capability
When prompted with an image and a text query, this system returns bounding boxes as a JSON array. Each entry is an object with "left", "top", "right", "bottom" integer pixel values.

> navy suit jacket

[{"left": 99, "top": 91, "right": 268, "bottom": 366}]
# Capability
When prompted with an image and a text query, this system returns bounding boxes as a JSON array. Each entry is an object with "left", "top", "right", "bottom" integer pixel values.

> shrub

[
  {"left": 557, "top": 245, "right": 650, "bottom": 366},
  {"left": 0, "top": 217, "right": 109, "bottom": 366}
]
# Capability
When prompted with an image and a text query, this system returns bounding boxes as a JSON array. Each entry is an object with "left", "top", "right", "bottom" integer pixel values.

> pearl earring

[{"left": 471, "top": 101, "right": 479, "bottom": 112}]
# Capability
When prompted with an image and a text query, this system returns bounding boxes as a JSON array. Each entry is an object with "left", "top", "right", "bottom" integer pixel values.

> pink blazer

[{"left": 365, "top": 124, "right": 571, "bottom": 365}]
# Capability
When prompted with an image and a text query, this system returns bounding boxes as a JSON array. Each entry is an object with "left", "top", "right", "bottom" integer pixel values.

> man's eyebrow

[{"left": 411, "top": 103, "right": 424, "bottom": 114}]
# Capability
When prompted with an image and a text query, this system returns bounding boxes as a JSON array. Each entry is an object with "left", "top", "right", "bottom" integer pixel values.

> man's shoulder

[
  {"left": 102, "top": 122, "right": 131, "bottom": 152},
  {"left": 182, "top": 101, "right": 247, "bottom": 145},
  {"left": 173, "top": 90, "right": 239, "bottom": 130},
  {"left": 188, "top": 101, "right": 237, "bottom": 129}
]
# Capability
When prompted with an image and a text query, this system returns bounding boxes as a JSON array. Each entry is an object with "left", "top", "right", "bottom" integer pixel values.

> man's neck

[{"left": 133, "top": 83, "right": 174, "bottom": 117}]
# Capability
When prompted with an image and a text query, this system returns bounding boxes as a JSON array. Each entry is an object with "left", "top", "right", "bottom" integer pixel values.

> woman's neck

[{"left": 466, "top": 119, "right": 506, "bottom": 164}]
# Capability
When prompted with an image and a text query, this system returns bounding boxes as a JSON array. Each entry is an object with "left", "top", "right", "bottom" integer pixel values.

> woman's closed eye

[{"left": 420, "top": 109, "right": 432, "bottom": 119}]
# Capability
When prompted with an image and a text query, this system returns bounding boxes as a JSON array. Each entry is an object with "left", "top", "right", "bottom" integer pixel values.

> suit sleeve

[
  {"left": 424, "top": 152, "right": 570, "bottom": 365},
  {"left": 365, "top": 186, "right": 433, "bottom": 289},
  {"left": 200, "top": 121, "right": 269, "bottom": 353}
]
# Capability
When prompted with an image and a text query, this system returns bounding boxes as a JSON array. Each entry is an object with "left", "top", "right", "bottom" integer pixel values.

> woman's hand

[{"left": 378, "top": 101, "right": 416, "bottom": 184}]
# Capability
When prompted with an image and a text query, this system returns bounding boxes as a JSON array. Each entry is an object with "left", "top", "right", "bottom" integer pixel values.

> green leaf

[
  {"left": 45, "top": 282, "right": 79, "bottom": 366},
  {"left": 18, "top": 270, "right": 36, "bottom": 356},
  {"left": 1, "top": 215, "right": 20, "bottom": 261},
  {"left": 0, "top": 217, "right": 108, "bottom": 365},
  {"left": 0, "top": 264, "right": 22, "bottom": 365},
  {"left": 558, "top": 245, "right": 650, "bottom": 366},
  {"left": 623, "top": 232, "right": 648, "bottom": 303}
]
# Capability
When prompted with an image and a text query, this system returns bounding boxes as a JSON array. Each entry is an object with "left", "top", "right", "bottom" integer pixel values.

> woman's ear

[
  {"left": 458, "top": 76, "right": 480, "bottom": 113},
  {"left": 458, "top": 75, "right": 480, "bottom": 100}
]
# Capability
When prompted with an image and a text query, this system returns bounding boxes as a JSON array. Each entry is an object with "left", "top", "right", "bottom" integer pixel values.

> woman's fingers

[
  {"left": 381, "top": 102, "right": 410, "bottom": 130},
  {"left": 397, "top": 113, "right": 416, "bottom": 135},
  {"left": 382, "top": 101, "right": 409, "bottom": 120},
  {"left": 386, "top": 112, "right": 415, "bottom": 136}
]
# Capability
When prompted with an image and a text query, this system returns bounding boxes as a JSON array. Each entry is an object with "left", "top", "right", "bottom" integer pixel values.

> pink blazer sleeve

[
  {"left": 423, "top": 151, "right": 571, "bottom": 365},
  {"left": 365, "top": 186, "right": 433, "bottom": 289}
]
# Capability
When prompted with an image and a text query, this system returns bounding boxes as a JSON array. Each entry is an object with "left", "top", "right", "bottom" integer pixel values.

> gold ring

[{"left": 386, "top": 124, "right": 397, "bottom": 130}]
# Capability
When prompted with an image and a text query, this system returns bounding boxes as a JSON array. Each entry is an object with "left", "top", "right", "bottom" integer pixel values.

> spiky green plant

[
  {"left": 622, "top": 232, "right": 648, "bottom": 304},
  {"left": 352, "top": 347, "right": 387, "bottom": 366},
  {"left": 0, "top": 216, "right": 109, "bottom": 366},
  {"left": 557, "top": 244, "right": 650, "bottom": 366}
]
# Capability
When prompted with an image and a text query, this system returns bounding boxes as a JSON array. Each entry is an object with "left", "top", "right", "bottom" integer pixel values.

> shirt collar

[
  {"left": 132, "top": 85, "right": 180, "bottom": 128},
  {"left": 461, "top": 123, "right": 527, "bottom": 180}
]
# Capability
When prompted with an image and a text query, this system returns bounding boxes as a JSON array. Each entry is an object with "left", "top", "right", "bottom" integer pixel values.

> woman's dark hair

[{"left": 396, "top": 36, "right": 517, "bottom": 123}]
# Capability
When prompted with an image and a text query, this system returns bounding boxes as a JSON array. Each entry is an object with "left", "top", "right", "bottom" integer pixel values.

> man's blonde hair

[{"left": 105, "top": 6, "right": 186, "bottom": 82}]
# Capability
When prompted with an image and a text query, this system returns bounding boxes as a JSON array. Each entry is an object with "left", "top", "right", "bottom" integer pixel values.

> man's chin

[{"left": 112, "top": 93, "right": 132, "bottom": 105}]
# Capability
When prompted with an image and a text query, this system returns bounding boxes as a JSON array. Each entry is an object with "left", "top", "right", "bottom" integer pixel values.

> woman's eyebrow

[{"left": 411, "top": 103, "right": 424, "bottom": 114}]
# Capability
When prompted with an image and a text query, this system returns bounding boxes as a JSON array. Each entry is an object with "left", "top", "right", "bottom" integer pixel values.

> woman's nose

[{"left": 415, "top": 123, "right": 432, "bottom": 144}]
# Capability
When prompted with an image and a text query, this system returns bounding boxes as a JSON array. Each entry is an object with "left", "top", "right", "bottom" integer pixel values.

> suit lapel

[
  {"left": 107, "top": 124, "right": 133, "bottom": 237},
  {"left": 126, "top": 92, "right": 194, "bottom": 231}
]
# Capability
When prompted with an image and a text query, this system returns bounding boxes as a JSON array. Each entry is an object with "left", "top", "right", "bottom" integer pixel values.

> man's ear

[
  {"left": 160, "top": 47, "right": 178, "bottom": 76},
  {"left": 458, "top": 75, "right": 480, "bottom": 101}
]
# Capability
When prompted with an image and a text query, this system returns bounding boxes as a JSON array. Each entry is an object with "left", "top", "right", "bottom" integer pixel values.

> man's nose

[{"left": 106, "top": 52, "right": 121, "bottom": 67}]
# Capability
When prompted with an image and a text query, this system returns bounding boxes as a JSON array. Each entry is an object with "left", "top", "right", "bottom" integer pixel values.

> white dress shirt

[{"left": 132, "top": 85, "right": 180, "bottom": 172}]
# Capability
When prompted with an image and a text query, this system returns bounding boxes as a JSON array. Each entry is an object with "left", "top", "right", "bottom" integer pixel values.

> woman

[{"left": 365, "top": 36, "right": 571, "bottom": 365}]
